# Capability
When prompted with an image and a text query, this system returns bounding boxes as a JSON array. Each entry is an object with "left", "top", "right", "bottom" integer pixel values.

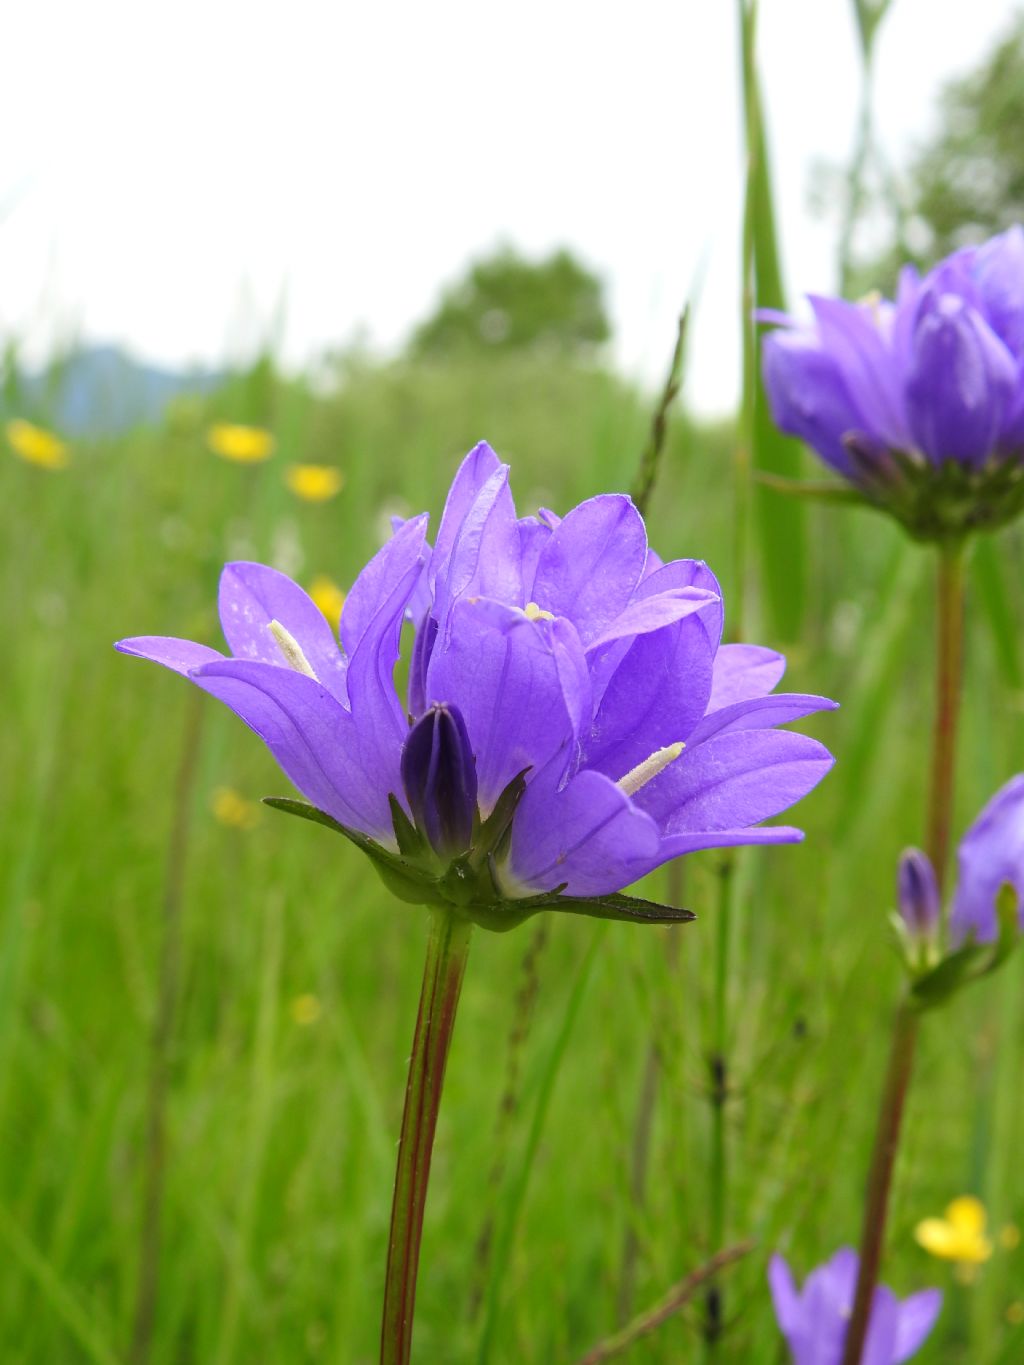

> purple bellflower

[
  {"left": 761, "top": 226, "right": 1024, "bottom": 540},
  {"left": 117, "top": 442, "right": 836, "bottom": 930},
  {"left": 892, "top": 776, "right": 1023, "bottom": 1005},
  {"left": 769, "top": 1249, "right": 941, "bottom": 1365}
]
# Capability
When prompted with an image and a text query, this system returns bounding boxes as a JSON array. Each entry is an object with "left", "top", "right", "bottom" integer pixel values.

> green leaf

[
  {"left": 739, "top": 0, "right": 807, "bottom": 642},
  {"left": 973, "top": 534, "right": 1023, "bottom": 688},
  {"left": 542, "top": 890, "right": 696, "bottom": 927}
]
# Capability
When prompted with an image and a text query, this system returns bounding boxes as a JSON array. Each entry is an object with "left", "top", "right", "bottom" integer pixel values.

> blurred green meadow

[{"left": 2, "top": 339, "right": 1024, "bottom": 1363}]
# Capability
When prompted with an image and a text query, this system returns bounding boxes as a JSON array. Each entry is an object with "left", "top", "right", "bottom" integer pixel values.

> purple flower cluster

[
  {"left": 898, "top": 774, "right": 1024, "bottom": 948},
  {"left": 762, "top": 227, "right": 1024, "bottom": 538},
  {"left": 769, "top": 1249, "right": 941, "bottom": 1365},
  {"left": 118, "top": 443, "right": 835, "bottom": 922}
]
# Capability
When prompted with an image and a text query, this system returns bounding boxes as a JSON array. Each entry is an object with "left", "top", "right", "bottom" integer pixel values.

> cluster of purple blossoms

[
  {"left": 118, "top": 442, "right": 835, "bottom": 929},
  {"left": 761, "top": 226, "right": 1024, "bottom": 539},
  {"left": 769, "top": 1249, "right": 941, "bottom": 1365}
]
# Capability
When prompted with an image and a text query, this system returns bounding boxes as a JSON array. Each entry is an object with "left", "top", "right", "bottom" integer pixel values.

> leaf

[{"left": 545, "top": 890, "right": 696, "bottom": 926}]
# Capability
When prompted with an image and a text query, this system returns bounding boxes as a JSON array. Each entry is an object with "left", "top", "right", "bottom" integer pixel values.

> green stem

[
  {"left": 380, "top": 908, "right": 472, "bottom": 1365},
  {"left": 839, "top": 541, "right": 967, "bottom": 1365},
  {"left": 927, "top": 542, "right": 966, "bottom": 895}
]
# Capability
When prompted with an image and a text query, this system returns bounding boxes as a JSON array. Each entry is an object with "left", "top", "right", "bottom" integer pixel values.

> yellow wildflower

[
  {"left": 207, "top": 423, "right": 275, "bottom": 463},
  {"left": 285, "top": 464, "right": 344, "bottom": 502},
  {"left": 308, "top": 575, "right": 346, "bottom": 632},
  {"left": 915, "top": 1196, "right": 993, "bottom": 1281},
  {"left": 291, "top": 993, "right": 322, "bottom": 1026},
  {"left": 1007, "top": 1302, "right": 1024, "bottom": 1325},
  {"left": 210, "top": 786, "right": 261, "bottom": 831},
  {"left": 6, "top": 419, "right": 70, "bottom": 469}
]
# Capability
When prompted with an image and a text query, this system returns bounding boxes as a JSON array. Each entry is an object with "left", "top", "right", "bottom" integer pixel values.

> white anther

[
  {"left": 268, "top": 620, "right": 318, "bottom": 679},
  {"left": 616, "top": 742, "right": 685, "bottom": 798}
]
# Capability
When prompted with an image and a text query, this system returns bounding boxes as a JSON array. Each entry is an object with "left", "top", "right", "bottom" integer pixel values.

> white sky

[{"left": 2, "top": 0, "right": 1020, "bottom": 415}]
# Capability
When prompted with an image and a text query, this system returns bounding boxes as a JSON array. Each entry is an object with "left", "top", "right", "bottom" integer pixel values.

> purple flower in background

[
  {"left": 950, "top": 774, "right": 1024, "bottom": 944},
  {"left": 761, "top": 227, "right": 1024, "bottom": 539},
  {"left": 117, "top": 442, "right": 835, "bottom": 929},
  {"left": 769, "top": 1249, "right": 941, "bottom": 1365}
]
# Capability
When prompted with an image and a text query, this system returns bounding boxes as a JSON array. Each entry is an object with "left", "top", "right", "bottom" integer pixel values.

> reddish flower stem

[
  {"left": 839, "top": 540, "right": 966, "bottom": 1365},
  {"left": 380, "top": 908, "right": 472, "bottom": 1365}
]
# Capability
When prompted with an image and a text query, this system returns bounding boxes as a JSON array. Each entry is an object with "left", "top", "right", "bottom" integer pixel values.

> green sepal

[
  {"left": 756, "top": 472, "right": 865, "bottom": 506},
  {"left": 909, "top": 883, "right": 1020, "bottom": 1012},
  {"left": 469, "top": 768, "right": 529, "bottom": 869},
  {"left": 388, "top": 793, "right": 429, "bottom": 861},
  {"left": 263, "top": 796, "right": 697, "bottom": 934}
]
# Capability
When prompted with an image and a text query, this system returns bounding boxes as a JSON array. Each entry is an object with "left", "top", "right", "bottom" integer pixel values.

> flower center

[
  {"left": 524, "top": 601, "right": 555, "bottom": 622},
  {"left": 268, "top": 620, "right": 318, "bottom": 679},
  {"left": 616, "top": 742, "right": 685, "bottom": 797}
]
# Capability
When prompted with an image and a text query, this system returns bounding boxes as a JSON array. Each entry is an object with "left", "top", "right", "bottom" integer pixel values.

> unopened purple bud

[
  {"left": 401, "top": 703, "right": 478, "bottom": 859},
  {"left": 898, "top": 847, "right": 941, "bottom": 938}
]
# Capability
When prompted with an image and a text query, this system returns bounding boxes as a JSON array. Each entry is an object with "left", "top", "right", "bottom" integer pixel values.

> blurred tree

[
  {"left": 408, "top": 247, "right": 611, "bottom": 359},
  {"left": 823, "top": 12, "right": 1024, "bottom": 295}
]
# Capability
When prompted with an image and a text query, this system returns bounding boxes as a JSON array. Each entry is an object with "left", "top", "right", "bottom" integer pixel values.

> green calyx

[
  {"left": 899, "top": 883, "right": 1021, "bottom": 1013},
  {"left": 761, "top": 450, "right": 1024, "bottom": 544},
  {"left": 263, "top": 782, "right": 695, "bottom": 934}
]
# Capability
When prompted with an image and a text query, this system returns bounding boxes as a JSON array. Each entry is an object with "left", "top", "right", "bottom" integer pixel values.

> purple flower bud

[
  {"left": 401, "top": 703, "right": 478, "bottom": 860},
  {"left": 897, "top": 848, "right": 940, "bottom": 940}
]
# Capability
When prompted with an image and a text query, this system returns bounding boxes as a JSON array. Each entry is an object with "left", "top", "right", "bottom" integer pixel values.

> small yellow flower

[
  {"left": 308, "top": 575, "right": 346, "bottom": 632},
  {"left": 915, "top": 1196, "right": 994, "bottom": 1274},
  {"left": 1007, "top": 1301, "right": 1024, "bottom": 1325},
  {"left": 6, "top": 419, "right": 70, "bottom": 469},
  {"left": 210, "top": 785, "right": 261, "bottom": 831},
  {"left": 291, "top": 993, "right": 322, "bottom": 1026},
  {"left": 285, "top": 464, "right": 344, "bottom": 502},
  {"left": 207, "top": 423, "right": 275, "bottom": 463}
]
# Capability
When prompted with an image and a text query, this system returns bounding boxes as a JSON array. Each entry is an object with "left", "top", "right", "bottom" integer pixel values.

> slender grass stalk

[
  {"left": 630, "top": 308, "right": 688, "bottom": 518},
  {"left": 704, "top": 859, "right": 734, "bottom": 1350},
  {"left": 381, "top": 908, "right": 472, "bottom": 1365},
  {"left": 130, "top": 691, "right": 204, "bottom": 1365},
  {"left": 577, "top": 1242, "right": 753, "bottom": 1365},
  {"left": 839, "top": 540, "right": 966, "bottom": 1365},
  {"left": 467, "top": 919, "right": 550, "bottom": 1322}
]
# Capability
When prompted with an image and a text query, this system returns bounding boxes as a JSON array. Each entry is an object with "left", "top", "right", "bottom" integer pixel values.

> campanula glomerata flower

[
  {"left": 769, "top": 1248, "right": 941, "bottom": 1365},
  {"left": 761, "top": 227, "right": 1024, "bottom": 540},
  {"left": 117, "top": 442, "right": 835, "bottom": 929}
]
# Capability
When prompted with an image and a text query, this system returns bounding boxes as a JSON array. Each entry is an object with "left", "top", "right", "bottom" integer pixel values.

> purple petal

[
  {"left": 218, "top": 562, "right": 348, "bottom": 702},
  {"left": 659, "top": 824, "right": 804, "bottom": 859},
  {"left": 973, "top": 225, "right": 1024, "bottom": 357},
  {"left": 425, "top": 600, "right": 588, "bottom": 813},
  {"left": 707, "top": 643, "right": 786, "bottom": 711},
  {"left": 762, "top": 328, "right": 864, "bottom": 477},
  {"left": 950, "top": 773, "right": 1024, "bottom": 944},
  {"left": 584, "top": 586, "right": 720, "bottom": 653},
  {"left": 192, "top": 658, "right": 398, "bottom": 841},
  {"left": 345, "top": 516, "right": 431, "bottom": 762},
  {"left": 861, "top": 1286, "right": 900, "bottom": 1365},
  {"left": 894, "top": 1289, "right": 942, "bottom": 1362},
  {"left": 767, "top": 1254, "right": 802, "bottom": 1337},
  {"left": 341, "top": 515, "right": 429, "bottom": 658},
  {"left": 431, "top": 440, "right": 504, "bottom": 580},
  {"left": 641, "top": 558, "right": 724, "bottom": 649},
  {"left": 518, "top": 516, "right": 552, "bottom": 600},
  {"left": 905, "top": 294, "right": 1018, "bottom": 466},
  {"left": 685, "top": 693, "right": 838, "bottom": 747},
  {"left": 583, "top": 616, "right": 716, "bottom": 785},
  {"left": 433, "top": 465, "right": 522, "bottom": 630},
  {"left": 808, "top": 294, "right": 911, "bottom": 449},
  {"left": 531, "top": 494, "right": 647, "bottom": 646},
  {"left": 505, "top": 765, "right": 660, "bottom": 897},
  {"left": 115, "top": 636, "right": 224, "bottom": 677},
  {"left": 634, "top": 730, "right": 834, "bottom": 835}
]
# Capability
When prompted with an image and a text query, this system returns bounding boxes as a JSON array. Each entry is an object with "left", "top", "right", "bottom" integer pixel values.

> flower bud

[
  {"left": 898, "top": 847, "right": 940, "bottom": 940},
  {"left": 401, "top": 704, "right": 478, "bottom": 860}
]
